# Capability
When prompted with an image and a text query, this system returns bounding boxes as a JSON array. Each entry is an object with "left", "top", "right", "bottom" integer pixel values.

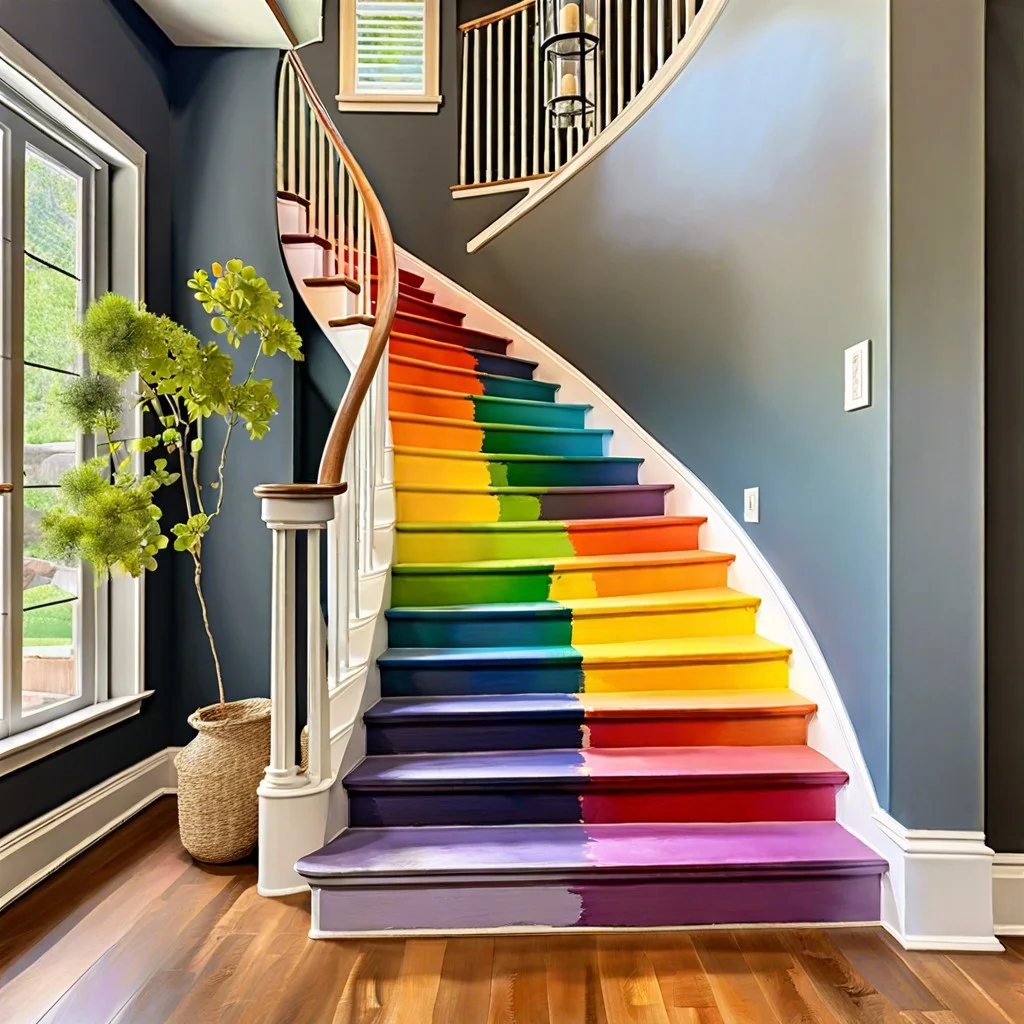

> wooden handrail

[
  {"left": 283, "top": 52, "right": 399, "bottom": 487},
  {"left": 459, "top": 0, "right": 534, "bottom": 33},
  {"left": 0, "top": 483, "right": 12, "bottom": 494}
]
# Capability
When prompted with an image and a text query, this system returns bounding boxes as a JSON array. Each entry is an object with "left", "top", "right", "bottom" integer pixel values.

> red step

[{"left": 392, "top": 312, "right": 511, "bottom": 354}]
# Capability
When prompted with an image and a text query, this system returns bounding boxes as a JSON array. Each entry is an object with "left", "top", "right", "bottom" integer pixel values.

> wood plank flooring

[{"left": 0, "top": 797, "right": 1021, "bottom": 1023}]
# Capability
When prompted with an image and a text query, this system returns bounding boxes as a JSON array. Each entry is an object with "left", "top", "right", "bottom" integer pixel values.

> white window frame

[
  {"left": 0, "top": 27, "right": 150, "bottom": 779},
  {"left": 337, "top": 0, "right": 442, "bottom": 113}
]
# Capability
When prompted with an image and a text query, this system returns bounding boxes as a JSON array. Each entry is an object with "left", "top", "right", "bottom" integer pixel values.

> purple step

[{"left": 298, "top": 822, "right": 886, "bottom": 934}]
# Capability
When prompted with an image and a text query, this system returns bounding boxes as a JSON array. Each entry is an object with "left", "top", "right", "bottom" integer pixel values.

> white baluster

[
  {"left": 658, "top": 0, "right": 666, "bottom": 68},
  {"left": 631, "top": 0, "right": 639, "bottom": 101},
  {"left": 485, "top": 23, "right": 494, "bottom": 182},
  {"left": 474, "top": 31, "right": 482, "bottom": 184},
  {"left": 277, "top": 61, "right": 286, "bottom": 192},
  {"left": 498, "top": 17, "right": 505, "bottom": 182},
  {"left": 533, "top": 17, "right": 541, "bottom": 175},
  {"left": 604, "top": 0, "right": 613, "bottom": 128},
  {"left": 305, "top": 528, "right": 331, "bottom": 786},
  {"left": 617, "top": 0, "right": 625, "bottom": 115},
  {"left": 287, "top": 64, "right": 297, "bottom": 195},
  {"left": 460, "top": 32, "right": 469, "bottom": 185},
  {"left": 346, "top": 445, "right": 360, "bottom": 620},
  {"left": 685, "top": 0, "right": 696, "bottom": 32},
  {"left": 520, "top": 10, "right": 529, "bottom": 178},
  {"left": 643, "top": 0, "right": 652, "bottom": 85},
  {"left": 509, "top": 16, "right": 517, "bottom": 181}
]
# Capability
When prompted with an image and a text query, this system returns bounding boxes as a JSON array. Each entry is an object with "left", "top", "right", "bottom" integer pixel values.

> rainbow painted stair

[{"left": 292, "top": 256, "right": 887, "bottom": 935}]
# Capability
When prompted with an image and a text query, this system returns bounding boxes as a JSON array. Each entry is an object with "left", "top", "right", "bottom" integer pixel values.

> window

[
  {"left": 338, "top": 0, "right": 442, "bottom": 113},
  {"left": 0, "top": 27, "right": 147, "bottom": 773}
]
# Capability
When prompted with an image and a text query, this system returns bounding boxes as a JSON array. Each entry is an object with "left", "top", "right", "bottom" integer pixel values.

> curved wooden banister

[
  {"left": 459, "top": 0, "right": 534, "bottom": 33},
  {"left": 282, "top": 52, "right": 399, "bottom": 487}
]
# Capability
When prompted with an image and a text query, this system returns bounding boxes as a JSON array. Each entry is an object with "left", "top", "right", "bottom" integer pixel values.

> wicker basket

[{"left": 174, "top": 698, "right": 272, "bottom": 864}]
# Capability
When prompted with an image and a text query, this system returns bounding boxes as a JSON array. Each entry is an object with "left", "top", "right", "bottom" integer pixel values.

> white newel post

[{"left": 254, "top": 483, "right": 347, "bottom": 897}]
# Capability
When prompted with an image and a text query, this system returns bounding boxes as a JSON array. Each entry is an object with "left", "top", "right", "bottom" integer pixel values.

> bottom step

[{"left": 299, "top": 821, "right": 885, "bottom": 935}]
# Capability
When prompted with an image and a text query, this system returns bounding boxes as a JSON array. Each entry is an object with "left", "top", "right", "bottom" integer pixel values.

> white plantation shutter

[{"left": 355, "top": 0, "right": 427, "bottom": 95}]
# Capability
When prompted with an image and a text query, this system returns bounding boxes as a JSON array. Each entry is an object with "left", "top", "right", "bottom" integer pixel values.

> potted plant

[{"left": 42, "top": 261, "right": 303, "bottom": 863}]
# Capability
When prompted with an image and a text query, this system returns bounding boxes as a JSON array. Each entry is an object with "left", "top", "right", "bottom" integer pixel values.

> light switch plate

[
  {"left": 743, "top": 487, "right": 759, "bottom": 524},
  {"left": 844, "top": 339, "right": 871, "bottom": 411}
]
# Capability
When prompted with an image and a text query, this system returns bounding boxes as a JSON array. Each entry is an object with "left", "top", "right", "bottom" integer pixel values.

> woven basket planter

[{"left": 174, "top": 697, "right": 272, "bottom": 864}]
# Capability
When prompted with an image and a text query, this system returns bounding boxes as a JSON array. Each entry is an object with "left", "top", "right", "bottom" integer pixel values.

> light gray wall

[
  {"left": 986, "top": 0, "right": 1024, "bottom": 852},
  {"left": 169, "top": 48, "right": 297, "bottom": 742},
  {"left": 475, "top": 0, "right": 895, "bottom": 800},
  {"left": 888, "top": 0, "right": 986, "bottom": 831}
]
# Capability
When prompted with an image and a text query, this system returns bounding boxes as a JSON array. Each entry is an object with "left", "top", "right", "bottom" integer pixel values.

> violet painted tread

[
  {"left": 298, "top": 820, "right": 885, "bottom": 880},
  {"left": 345, "top": 744, "right": 848, "bottom": 787}
]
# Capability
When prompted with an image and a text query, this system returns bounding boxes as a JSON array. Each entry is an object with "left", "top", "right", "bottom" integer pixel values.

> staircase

[{"left": 268, "top": 50, "right": 885, "bottom": 937}]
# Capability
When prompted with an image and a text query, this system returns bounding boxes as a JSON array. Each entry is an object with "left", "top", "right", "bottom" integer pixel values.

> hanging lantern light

[{"left": 539, "top": 0, "right": 600, "bottom": 130}]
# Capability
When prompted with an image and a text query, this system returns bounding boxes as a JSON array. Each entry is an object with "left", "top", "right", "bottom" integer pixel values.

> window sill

[
  {"left": 0, "top": 692, "right": 153, "bottom": 779},
  {"left": 336, "top": 93, "right": 443, "bottom": 114}
]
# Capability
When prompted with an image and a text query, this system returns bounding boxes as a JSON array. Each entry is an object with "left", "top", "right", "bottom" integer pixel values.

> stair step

[
  {"left": 298, "top": 821, "right": 884, "bottom": 933},
  {"left": 365, "top": 689, "right": 817, "bottom": 754},
  {"left": 394, "top": 446, "right": 644, "bottom": 488},
  {"left": 384, "top": 334, "right": 537, "bottom": 380},
  {"left": 379, "top": 632, "right": 788, "bottom": 696},
  {"left": 304, "top": 275, "right": 436, "bottom": 303},
  {"left": 390, "top": 412, "right": 612, "bottom": 458},
  {"left": 391, "top": 311, "right": 511, "bottom": 354},
  {"left": 390, "top": 355, "right": 559, "bottom": 403},
  {"left": 395, "top": 516, "right": 703, "bottom": 563},
  {"left": 390, "top": 383, "right": 591, "bottom": 429},
  {"left": 391, "top": 294, "right": 466, "bottom": 326},
  {"left": 390, "top": 547, "right": 735, "bottom": 607},
  {"left": 395, "top": 482, "right": 673, "bottom": 522},
  {"left": 385, "top": 586, "right": 757, "bottom": 647},
  {"left": 344, "top": 744, "right": 845, "bottom": 827}
]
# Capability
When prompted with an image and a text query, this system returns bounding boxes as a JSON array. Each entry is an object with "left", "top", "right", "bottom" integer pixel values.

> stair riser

[
  {"left": 395, "top": 523, "right": 700, "bottom": 563},
  {"left": 394, "top": 297, "right": 465, "bottom": 326},
  {"left": 393, "top": 313, "right": 509, "bottom": 354},
  {"left": 394, "top": 456, "right": 642, "bottom": 490},
  {"left": 366, "top": 713, "right": 810, "bottom": 755},
  {"left": 390, "top": 340, "right": 533, "bottom": 380},
  {"left": 395, "top": 487, "right": 668, "bottom": 523},
  {"left": 390, "top": 419, "right": 609, "bottom": 458},
  {"left": 390, "top": 560, "right": 730, "bottom": 606},
  {"left": 327, "top": 250, "right": 425, "bottom": 289},
  {"left": 379, "top": 658, "right": 789, "bottom": 697},
  {"left": 386, "top": 606, "right": 756, "bottom": 648},
  {"left": 389, "top": 390, "right": 588, "bottom": 429},
  {"left": 348, "top": 783, "right": 837, "bottom": 827},
  {"left": 390, "top": 362, "right": 558, "bottom": 402},
  {"left": 313, "top": 873, "right": 882, "bottom": 933}
]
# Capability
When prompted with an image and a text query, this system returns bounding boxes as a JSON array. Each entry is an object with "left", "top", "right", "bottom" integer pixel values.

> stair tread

[
  {"left": 392, "top": 547, "right": 734, "bottom": 574},
  {"left": 385, "top": 586, "right": 758, "bottom": 619},
  {"left": 391, "top": 411, "right": 611, "bottom": 437},
  {"left": 379, "top": 633, "right": 791, "bottom": 667},
  {"left": 395, "top": 482, "right": 672, "bottom": 495},
  {"left": 345, "top": 744, "right": 846, "bottom": 788},
  {"left": 390, "top": 382, "right": 590, "bottom": 411},
  {"left": 297, "top": 821, "right": 884, "bottom": 880},
  {"left": 390, "top": 355, "right": 560, "bottom": 393},
  {"left": 395, "top": 445, "right": 640, "bottom": 465},
  {"left": 396, "top": 515, "right": 704, "bottom": 534},
  {"left": 393, "top": 310, "right": 511, "bottom": 345},
  {"left": 394, "top": 297, "right": 466, "bottom": 321},
  {"left": 378, "top": 332, "right": 537, "bottom": 368},
  {"left": 366, "top": 689, "right": 817, "bottom": 723}
]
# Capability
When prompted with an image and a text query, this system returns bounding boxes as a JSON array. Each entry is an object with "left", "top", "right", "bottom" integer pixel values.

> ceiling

[{"left": 133, "top": 0, "right": 324, "bottom": 48}]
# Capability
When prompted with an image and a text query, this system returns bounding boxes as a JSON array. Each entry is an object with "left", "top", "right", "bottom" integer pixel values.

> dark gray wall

[
  {"left": 888, "top": 0, "right": 985, "bottom": 831},
  {"left": 986, "top": 0, "right": 1024, "bottom": 852},
  {"left": 168, "top": 48, "right": 297, "bottom": 744},
  {"left": 0, "top": 0, "right": 176, "bottom": 835}
]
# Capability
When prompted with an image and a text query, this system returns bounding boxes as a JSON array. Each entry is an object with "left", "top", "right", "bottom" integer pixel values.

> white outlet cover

[
  {"left": 743, "top": 487, "right": 759, "bottom": 524},
  {"left": 844, "top": 339, "right": 871, "bottom": 411}
]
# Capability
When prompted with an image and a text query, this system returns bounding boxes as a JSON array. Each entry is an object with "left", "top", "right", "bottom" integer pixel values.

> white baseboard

[
  {"left": 993, "top": 853, "right": 1024, "bottom": 936},
  {"left": 0, "top": 746, "right": 179, "bottom": 913},
  {"left": 874, "top": 810, "right": 1001, "bottom": 951}
]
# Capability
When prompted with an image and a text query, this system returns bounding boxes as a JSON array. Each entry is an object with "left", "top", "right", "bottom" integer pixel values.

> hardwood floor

[{"left": 0, "top": 797, "right": 1021, "bottom": 1023}]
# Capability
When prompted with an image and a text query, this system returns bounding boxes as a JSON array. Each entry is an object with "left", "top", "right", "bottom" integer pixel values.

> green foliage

[
  {"left": 39, "top": 261, "right": 304, "bottom": 705},
  {"left": 57, "top": 374, "right": 123, "bottom": 435}
]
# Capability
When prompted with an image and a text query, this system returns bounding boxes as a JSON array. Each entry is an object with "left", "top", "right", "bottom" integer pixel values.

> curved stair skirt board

[
  {"left": 465, "top": 0, "right": 731, "bottom": 253},
  {"left": 388, "top": 242, "right": 1000, "bottom": 951}
]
